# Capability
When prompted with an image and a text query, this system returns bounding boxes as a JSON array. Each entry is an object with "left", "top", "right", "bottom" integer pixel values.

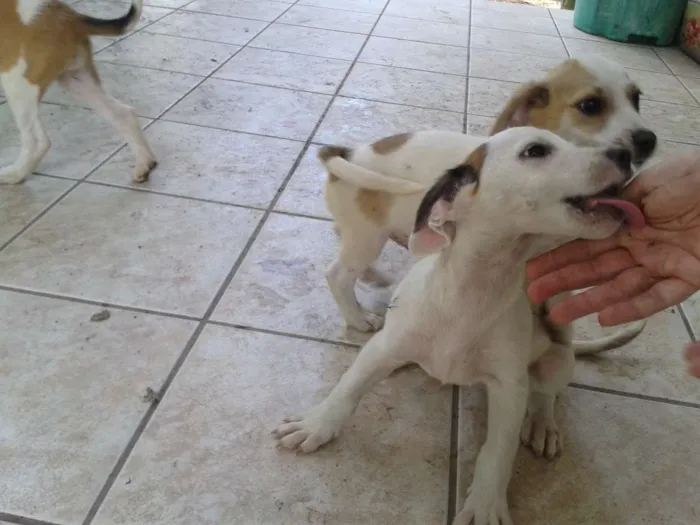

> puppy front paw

[
  {"left": 132, "top": 158, "right": 158, "bottom": 183},
  {"left": 520, "top": 410, "right": 562, "bottom": 460},
  {"left": 454, "top": 489, "right": 512, "bottom": 525},
  {"left": 272, "top": 409, "right": 344, "bottom": 453},
  {"left": 347, "top": 311, "right": 385, "bottom": 332}
]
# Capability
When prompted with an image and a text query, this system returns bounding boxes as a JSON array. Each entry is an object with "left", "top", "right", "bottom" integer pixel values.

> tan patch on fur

[
  {"left": 371, "top": 132, "right": 412, "bottom": 155},
  {"left": 462, "top": 143, "right": 487, "bottom": 195},
  {"left": 356, "top": 189, "right": 393, "bottom": 226},
  {"left": 318, "top": 145, "right": 351, "bottom": 163},
  {"left": 490, "top": 59, "right": 612, "bottom": 136}
]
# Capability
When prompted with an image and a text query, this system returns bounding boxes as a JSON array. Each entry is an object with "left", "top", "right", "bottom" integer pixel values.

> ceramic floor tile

[
  {"left": 565, "top": 39, "right": 670, "bottom": 73},
  {"left": 458, "top": 387, "right": 700, "bottom": 524},
  {"left": 384, "top": 0, "right": 471, "bottom": 25},
  {"left": 682, "top": 292, "right": 700, "bottom": 339},
  {"left": 315, "top": 96, "right": 463, "bottom": 145},
  {"left": 146, "top": 11, "right": 268, "bottom": 45},
  {"left": 90, "top": 121, "right": 303, "bottom": 207},
  {"left": 184, "top": 0, "right": 291, "bottom": 20},
  {"left": 641, "top": 99, "right": 700, "bottom": 144},
  {"left": 92, "top": 326, "right": 451, "bottom": 525},
  {"left": 654, "top": 47, "right": 700, "bottom": 78},
  {"left": 471, "top": 26, "right": 568, "bottom": 58},
  {"left": 471, "top": 8, "right": 558, "bottom": 35},
  {"left": 625, "top": 68, "right": 698, "bottom": 106},
  {"left": 250, "top": 23, "right": 366, "bottom": 60},
  {"left": 298, "top": 0, "right": 388, "bottom": 14},
  {"left": 549, "top": 6, "right": 574, "bottom": 20},
  {"left": 43, "top": 62, "right": 203, "bottom": 119},
  {"left": 465, "top": 114, "right": 494, "bottom": 136},
  {"left": 0, "top": 104, "right": 151, "bottom": 180},
  {"left": 359, "top": 36, "right": 469, "bottom": 75},
  {"left": 341, "top": 63, "right": 466, "bottom": 112},
  {"left": 164, "top": 79, "right": 331, "bottom": 140},
  {"left": 0, "top": 290, "right": 196, "bottom": 523},
  {"left": 145, "top": 0, "right": 196, "bottom": 7},
  {"left": 274, "top": 146, "right": 332, "bottom": 220},
  {"left": 469, "top": 48, "right": 563, "bottom": 83},
  {"left": 0, "top": 185, "right": 262, "bottom": 316},
  {"left": 473, "top": 0, "right": 551, "bottom": 15},
  {"left": 372, "top": 14, "right": 469, "bottom": 47},
  {"left": 212, "top": 213, "right": 411, "bottom": 342},
  {"left": 278, "top": 4, "right": 379, "bottom": 33},
  {"left": 554, "top": 17, "right": 612, "bottom": 42},
  {"left": 0, "top": 176, "right": 73, "bottom": 246},
  {"left": 214, "top": 47, "right": 352, "bottom": 94},
  {"left": 97, "top": 32, "right": 239, "bottom": 76},
  {"left": 573, "top": 309, "right": 696, "bottom": 403},
  {"left": 468, "top": 77, "right": 519, "bottom": 117},
  {"left": 650, "top": 139, "right": 700, "bottom": 163},
  {"left": 677, "top": 75, "right": 700, "bottom": 104}
]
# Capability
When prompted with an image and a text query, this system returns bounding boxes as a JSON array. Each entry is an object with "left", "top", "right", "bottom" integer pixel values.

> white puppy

[
  {"left": 321, "top": 56, "right": 655, "bottom": 333},
  {"left": 275, "top": 127, "right": 645, "bottom": 525}
]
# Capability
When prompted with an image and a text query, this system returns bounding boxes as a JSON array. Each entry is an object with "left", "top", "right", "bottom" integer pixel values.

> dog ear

[
  {"left": 409, "top": 146, "right": 486, "bottom": 256},
  {"left": 489, "top": 82, "right": 550, "bottom": 136}
]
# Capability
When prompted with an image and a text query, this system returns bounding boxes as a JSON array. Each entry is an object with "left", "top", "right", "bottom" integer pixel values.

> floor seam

[
  {"left": 0, "top": 513, "right": 66, "bottom": 525},
  {"left": 569, "top": 383, "right": 700, "bottom": 409}
]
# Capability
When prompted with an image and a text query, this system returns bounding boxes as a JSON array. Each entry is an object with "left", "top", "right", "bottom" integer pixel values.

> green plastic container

[{"left": 574, "top": 0, "right": 687, "bottom": 46}]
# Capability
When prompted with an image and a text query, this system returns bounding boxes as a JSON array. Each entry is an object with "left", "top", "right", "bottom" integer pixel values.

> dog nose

[
  {"left": 605, "top": 147, "right": 632, "bottom": 175},
  {"left": 631, "top": 129, "right": 657, "bottom": 160}
]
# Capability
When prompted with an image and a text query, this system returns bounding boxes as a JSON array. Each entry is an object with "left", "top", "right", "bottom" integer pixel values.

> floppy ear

[
  {"left": 489, "top": 82, "right": 550, "bottom": 136},
  {"left": 409, "top": 146, "right": 486, "bottom": 256}
]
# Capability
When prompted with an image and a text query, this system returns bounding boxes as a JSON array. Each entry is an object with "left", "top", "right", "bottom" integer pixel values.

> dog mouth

[{"left": 564, "top": 184, "right": 645, "bottom": 228}]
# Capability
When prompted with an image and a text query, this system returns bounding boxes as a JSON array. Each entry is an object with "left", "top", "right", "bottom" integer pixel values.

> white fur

[
  {"left": 16, "top": 0, "right": 48, "bottom": 25},
  {"left": 0, "top": 59, "right": 49, "bottom": 184},
  {"left": 275, "top": 128, "right": 640, "bottom": 524},
  {"left": 323, "top": 56, "right": 654, "bottom": 333}
]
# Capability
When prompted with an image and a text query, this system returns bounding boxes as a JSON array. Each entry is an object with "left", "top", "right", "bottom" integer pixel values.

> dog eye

[
  {"left": 578, "top": 96, "right": 605, "bottom": 116},
  {"left": 520, "top": 143, "right": 552, "bottom": 159}
]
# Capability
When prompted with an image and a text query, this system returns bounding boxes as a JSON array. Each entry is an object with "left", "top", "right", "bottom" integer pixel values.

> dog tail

[
  {"left": 81, "top": 0, "right": 143, "bottom": 36},
  {"left": 572, "top": 319, "right": 645, "bottom": 355},
  {"left": 318, "top": 146, "right": 426, "bottom": 195}
]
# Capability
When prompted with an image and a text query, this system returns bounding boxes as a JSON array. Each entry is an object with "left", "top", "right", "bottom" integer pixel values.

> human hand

[
  {"left": 684, "top": 343, "right": 700, "bottom": 378},
  {"left": 527, "top": 153, "right": 700, "bottom": 326}
]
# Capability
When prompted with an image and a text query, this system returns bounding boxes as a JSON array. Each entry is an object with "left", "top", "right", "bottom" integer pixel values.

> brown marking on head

[
  {"left": 371, "top": 132, "right": 412, "bottom": 155},
  {"left": 463, "top": 144, "right": 486, "bottom": 196},
  {"left": 318, "top": 145, "right": 352, "bottom": 183},
  {"left": 0, "top": 0, "right": 138, "bottom": 95},
  {"left": 490, "top": 59, "right": 613, "bottom": 137},
  {"left": 356, "top": 189, "right": 393, "bottom": 226}
]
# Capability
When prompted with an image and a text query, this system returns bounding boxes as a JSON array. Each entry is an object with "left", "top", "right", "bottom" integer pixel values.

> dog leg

[
  {"left": 0, "top": 62, "right": 50, "bottom": 184},
  {"left": 520, "top": 343, "right": 574, "bottom": 460},
  {"left": 455, "top": 373, "right": 527, "bottom": 525},
  {"left": 273, "top": 330, "right": 407, "bottom": 453},
  {"left": 58, "top": 58, "right": 156, "bottom": 183},
  {"left": 326, "top": 229, "right": 389, "bottom": 332}
]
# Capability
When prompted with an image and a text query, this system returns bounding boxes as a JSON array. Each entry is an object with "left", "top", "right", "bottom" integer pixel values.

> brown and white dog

[
  {"left": 320, "top": 56, "right": 657, "bottom": 333},
  {"left": 0, "top": 0, "right": 156, "bottom": 184}
]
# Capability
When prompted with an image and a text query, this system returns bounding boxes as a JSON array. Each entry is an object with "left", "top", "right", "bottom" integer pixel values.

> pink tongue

[{"left": 589, "top": 198, "right": 646, "bottom": 228}]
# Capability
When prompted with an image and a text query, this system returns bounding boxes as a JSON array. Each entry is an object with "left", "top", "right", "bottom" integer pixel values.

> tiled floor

[{"left": 2, "top": 0, "right": 700, "bottom": 524}]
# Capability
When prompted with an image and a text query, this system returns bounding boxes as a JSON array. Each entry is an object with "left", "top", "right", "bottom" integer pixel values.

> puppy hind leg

[
  {"left": 58, "top": 52, "right": 156, "bottom": 183},
  {"left": 0, "top": 63, "right": 49, "bottom": 184},
  {"left": 273, "top": 330, "right": 408, "bottom": 453},
  {"left": 521, "top": 343, "right": 574, "bottom": 459},
  {"left": 327, "top": 228, "right": 389, "bottom": 332}
]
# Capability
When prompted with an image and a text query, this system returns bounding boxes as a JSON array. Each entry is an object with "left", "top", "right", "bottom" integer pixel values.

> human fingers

[
  {"left": 546, "top": 266, "right": 654, "bottom": 325},
  {"left": 624, "top": 153, "right": 700, "bottom": 204},
  {"left": 684, "top": 343, "right": 700, "bottom": 379},
  {"left": 597, "top": 278, "right": 696, "bottom": 326},
  {"left": 526, "top": 237, "right": 620, "bottom": 281},
  {"left": 527, "top": 248, "right": 635, "bottom": 304}
]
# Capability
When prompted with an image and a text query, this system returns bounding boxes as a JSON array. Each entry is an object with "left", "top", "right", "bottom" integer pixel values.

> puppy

[
  {"left": 276, "top": 127, "right": 645, "bottom": 524},
  {"left": 0, "top": 0, "right": 156, "bottom": 184},
  {"left": 321, "top": 56, "right": 656, "bottom": 332}
]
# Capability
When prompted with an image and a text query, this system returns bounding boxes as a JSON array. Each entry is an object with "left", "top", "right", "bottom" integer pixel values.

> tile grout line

[
  {"left": 0, "top": 513, "right": 65, "bottom": 525},
  {"left": 79, "top": 1, "right": 397, "bottom": 523},
  {"left": 651, "top": 47, "right": 700, "bottom": 105},
  {"left": 569, "top": 383, "right": 700, "bottom": 410},
  {"left": 678, "top": 303, "right": 698, "bottom": 342}
]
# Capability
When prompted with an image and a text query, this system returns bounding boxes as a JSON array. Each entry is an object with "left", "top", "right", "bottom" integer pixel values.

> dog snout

[
  {"left": 604, "top": 147, "right": 633, "bottom": 179},
  {"left": 631, "top": 128, "right": 657, "bottom": 161}
]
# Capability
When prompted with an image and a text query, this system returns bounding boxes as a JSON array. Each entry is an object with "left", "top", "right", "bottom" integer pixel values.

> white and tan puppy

[
  {"left": 321, "top": 56, "right": 656, "bottom": 332},
  {"left": 0, "top": 0, "right": 156, "bottom": 184},
  {"left": 276, "top": 127, "right": 645, "bottom": 525}
]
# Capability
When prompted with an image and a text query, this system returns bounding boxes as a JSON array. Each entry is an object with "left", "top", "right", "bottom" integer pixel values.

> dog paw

[
  {"left": 520, "top": 412, "right": 562, "bottom": 460},
  {"left": 0, "top": 167, "right": 29, "bottom": 184},
  {"left": 453, "top": 490, "right": 512, "bottom": 525},
  {"left": 132, "top": 158, "right": 158, "bottom": 183},
  {"left": 272, "top": 410, "right": 344, "bottom": 453},
  {"left": 348, "top": 311, "right": 385, "bottom": 332}
]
